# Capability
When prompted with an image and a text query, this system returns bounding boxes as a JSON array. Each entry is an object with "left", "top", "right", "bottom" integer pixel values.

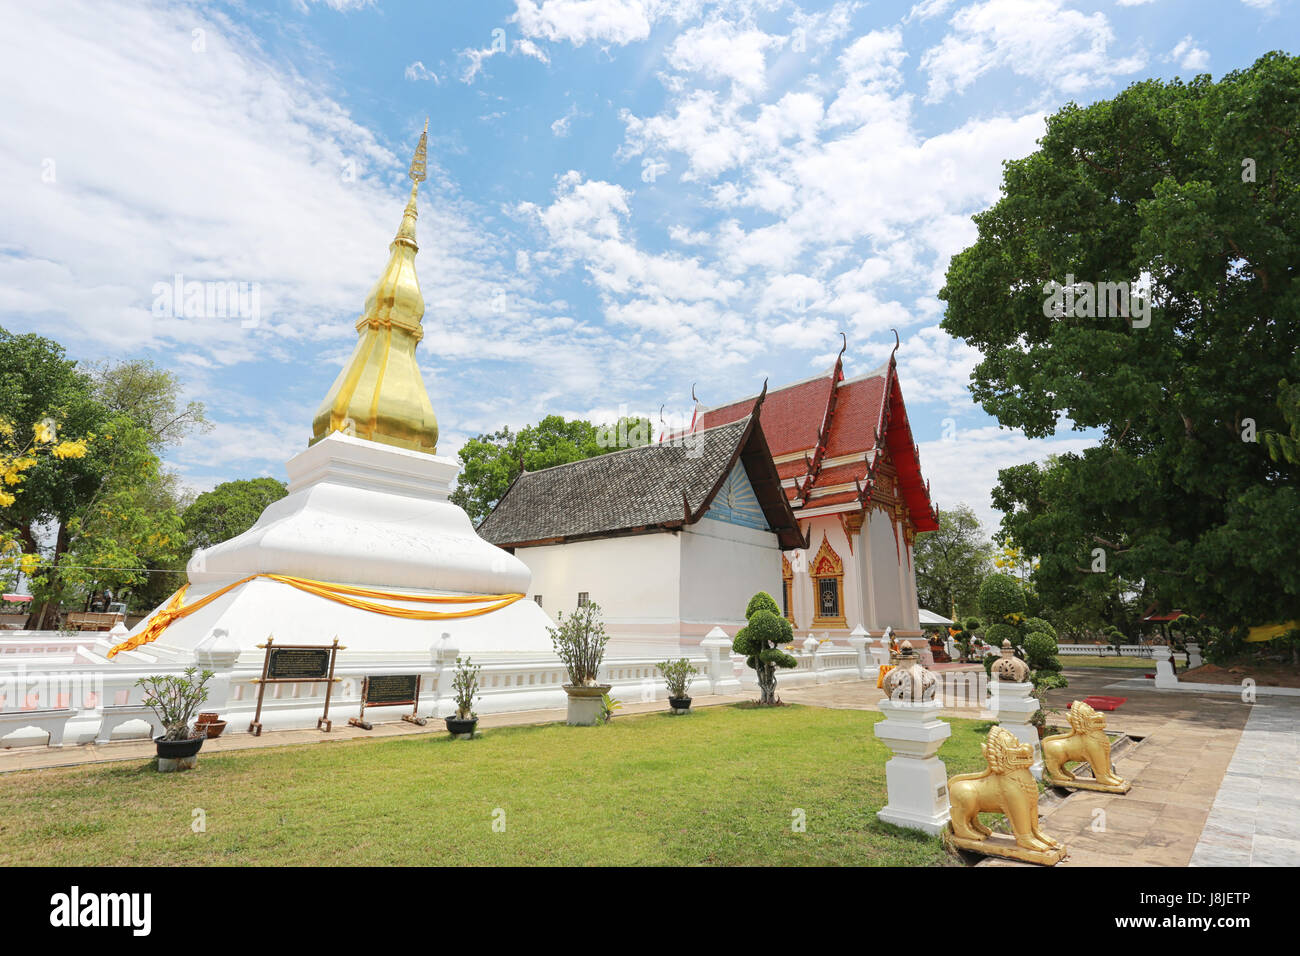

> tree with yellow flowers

[{"left": 0, "top": 329, "right": 203, "bottom": 627}]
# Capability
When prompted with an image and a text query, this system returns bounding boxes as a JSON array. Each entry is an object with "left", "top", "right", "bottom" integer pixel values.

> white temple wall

[
  {"left": 868, "top": 508, "right": 905, "bottom": 629},
  {"left": 512, "top": 533, "right": 682, "bottom": 655},
  {"left": 679, "top": 517, "right": 782, "bottom": 645}
]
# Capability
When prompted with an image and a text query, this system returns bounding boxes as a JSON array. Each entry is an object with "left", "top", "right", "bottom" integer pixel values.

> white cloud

[
  {"left": 404, "top": 60, "right": 441, "bottom": 83},
  {"left": 919, "top": 425, "right": 1097, "bottom": 532},
  {"left": 512, "top": 0, "right": 700, "bottom": 47},
  {"left": 920, "top": 0, "right": 1147, "bottom": 102},
  {"left": 665, "top": 20, "right": 785, "bottom": 100},
  {"left": 1168, "top": 36, "right": 1209, "bottom": 72}
]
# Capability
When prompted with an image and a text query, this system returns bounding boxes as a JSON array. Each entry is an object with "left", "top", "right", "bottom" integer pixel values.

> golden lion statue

[
  {"left": 1041, "top": 701, "right": 1130, "bottom": 793},
  {"left": 948, "top": 726, "right": 1066, "bottom": 864}
]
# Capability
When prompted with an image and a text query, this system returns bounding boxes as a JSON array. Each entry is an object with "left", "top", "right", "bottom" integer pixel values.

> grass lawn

[
  {"left": 0, "top": 703, "right": 993, "bottom": 866},
  {"left": 1059, "top": 655, "right": 1156, "bottom": 670}
]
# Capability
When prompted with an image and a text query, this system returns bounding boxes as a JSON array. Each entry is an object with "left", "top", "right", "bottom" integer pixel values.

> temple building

[
  {"left": 477, "top": 393, "right": 804, "bottom": 655},
  {"left": 688, "top": 340, "right": 938, "bottom": 645},
  {"left": 479, "top": 339, "right": 937, "bottom": 652}
]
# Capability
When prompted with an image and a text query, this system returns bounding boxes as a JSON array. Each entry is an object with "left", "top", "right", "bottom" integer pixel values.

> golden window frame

[{"left": 810, "top": 533, "right": 846, "bottom": 628}]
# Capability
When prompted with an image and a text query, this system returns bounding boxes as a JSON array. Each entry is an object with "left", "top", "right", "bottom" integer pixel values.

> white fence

[{"left": 0, "top": 634, "right": 881, "bottom": 749}]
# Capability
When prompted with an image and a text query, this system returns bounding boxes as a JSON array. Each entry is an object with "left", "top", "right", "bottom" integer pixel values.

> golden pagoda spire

[{"left": 311, "top": 119, "right": 440, "bottom": 454}]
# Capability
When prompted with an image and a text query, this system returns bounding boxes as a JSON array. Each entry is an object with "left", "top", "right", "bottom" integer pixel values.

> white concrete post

[
  {"left": 193, "top": 629, "right": 241, "bottom": 723},
  {"left": 700, "top": 626, "right": 741, "bottom": 696},
  {"left": 1153, "top": 645, "right": 1178, "bottom": 689},
  {"left": 869, "top": 633, "right": 891, "bottom": 668},
  {"left": 429, "top": 632, "right": 460, "bottom": 717},
  {"left": 988, "top": 679, "right": 1042, "bottom": 780},
  {"left": 848, "top": 625, "right": 870, "bottom": 678},
  {"left": 873, "top": 697, "right": 952, "bottom": 835},
  {"left": 1186, "top": 642, "right": 1203, "bottom": 669}
]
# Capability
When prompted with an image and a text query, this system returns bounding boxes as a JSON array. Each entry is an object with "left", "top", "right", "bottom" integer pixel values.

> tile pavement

[{"left": 1188, "top": 700, "right": 1300, "bottom": 867}]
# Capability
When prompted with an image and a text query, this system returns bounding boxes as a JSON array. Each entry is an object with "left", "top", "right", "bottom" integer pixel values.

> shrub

[
  {"left": 734, "top": 595, "right": 796, "bottom": 705},
  {"left": 136, "top": 667, "right": 215, "bottom": 741},
  {"left": 1023, "top": 617, "right": 1057, "bottom": 641},
  {"left": 963, "top": 617, "right": 982, "bottom": 633},
  {"left": 985, "top": 621, "right": 1020, "bottom": 648},
  {"left": 1025, "top": 631, "right": 1062, "bottom": 673},
  {"left": 451, "top": 656, "right": 481, "bottom": 719},
  {"left": 978, "top": 573, "right": 1026, "bottom": 623},
  {"left": 745, "top": 591, "right": 781, "bottom": 619},
  {"left": 548, "top": 602, "right": 609, "bottom": 685},
  {"left": 656, "top": 658, "right": 698, "bottom": 699}
]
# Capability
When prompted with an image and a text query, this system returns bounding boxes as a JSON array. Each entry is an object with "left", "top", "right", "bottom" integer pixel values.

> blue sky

[{"left": 0, "top": 0, "right": 1292, "bottom": 532}]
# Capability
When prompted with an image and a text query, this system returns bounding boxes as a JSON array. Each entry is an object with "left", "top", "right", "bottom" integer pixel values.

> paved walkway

[
  {"left": 785, "top": 667, "right": 1300, "bottom": 867},
  {"left": 1189, "top": 700, "right": 1300, "bottom": 866}
]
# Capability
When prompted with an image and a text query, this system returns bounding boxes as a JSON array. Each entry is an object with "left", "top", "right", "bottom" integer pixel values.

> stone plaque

[
  {"left": 267, "top": 647, "right": 332, "bottom": 681},
  {"left": 365, "top": 674, "right": 419, "bottom": 706}
]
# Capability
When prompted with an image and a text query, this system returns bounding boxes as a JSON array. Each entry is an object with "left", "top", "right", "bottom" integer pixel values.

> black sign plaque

[
  {"left": 267, "top": 647, "right": 332, "bottom": 681},
  {"left": 364, "top": 674, "right": 419, "bottom": 706}
]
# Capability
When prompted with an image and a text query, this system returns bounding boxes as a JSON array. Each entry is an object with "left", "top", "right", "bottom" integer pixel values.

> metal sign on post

[
  {"left": 348, "top": 674, "right": 426, "bottom": 730},
  {"left": 248, "top": 635, "right": 344, "bottom": 736}
]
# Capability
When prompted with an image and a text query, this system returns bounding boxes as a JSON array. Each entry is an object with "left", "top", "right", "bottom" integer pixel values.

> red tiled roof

[
  {"left": 696, "top": 372, "right": 835, "bottom": 457},
  {"left": 683, "top": 350, "right": 937, "bottom": 531},
  {"left": 824, "top": 375, "right": 887, "bottom": 458}
]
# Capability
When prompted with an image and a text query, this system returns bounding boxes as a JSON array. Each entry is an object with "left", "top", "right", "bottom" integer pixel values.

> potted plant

[
  {"left": 136, "top": 667, "right": 214, "bottom": 772},
  {"left": 549, "top": 602, "right": 611, "bottom": 725},
  {"left": 445, "top": 656, "right": 481, "bottom": 739},
  {"left": 657, "top": 658, "right": 697, "bottom": 713}
]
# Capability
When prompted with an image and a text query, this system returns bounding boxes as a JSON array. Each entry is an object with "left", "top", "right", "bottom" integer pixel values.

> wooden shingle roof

[{"left": 477, "top": 401, "right": 804, "bottom": 550}]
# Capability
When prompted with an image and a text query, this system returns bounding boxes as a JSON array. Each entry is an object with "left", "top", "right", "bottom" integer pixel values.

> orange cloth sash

[{"left": 107, "top": 574, "right": 524, "bottom": 659}]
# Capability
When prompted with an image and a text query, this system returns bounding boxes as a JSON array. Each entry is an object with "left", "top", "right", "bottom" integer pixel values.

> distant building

[
  {"left": 682, "top": 340, "right": 938, "bottom": 644},
  {"left": 478, "top": 340, "right": 939, "bottom": 652},
  {"left": 477, "top": 398, "right": 804, "bottom": 655}
]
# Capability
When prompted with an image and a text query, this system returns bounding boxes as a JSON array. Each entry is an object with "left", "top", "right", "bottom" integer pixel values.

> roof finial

[
  {"left": 409, "top": 117, "right": 429, "bottom": 185},
  {"left": 889, "top": 328, "right": 900, "bottom": 366}
]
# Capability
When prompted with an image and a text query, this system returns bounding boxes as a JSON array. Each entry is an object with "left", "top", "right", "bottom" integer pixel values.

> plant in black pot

[
  {"left": 136, "top": 667, "right": 215, "bottom": 772},
  {"left": 656, "top": 658, "right": 698, "bottom": 714},
  {"left": 445, "top": 656, "right": 481, "bottom": 739}
]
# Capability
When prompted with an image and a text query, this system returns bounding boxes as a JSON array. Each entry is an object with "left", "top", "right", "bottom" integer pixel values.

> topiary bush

[
  {"left": 1025, "top": 631, "right": 1062, "bottom": 673},
  {"left": 978, "top": 573, "right": 1026, "bottom": 625},
  {"left": 733, "top": 592, "right": 796, "bottom": 705},
  {"left": 984, "top": 621, "right": 1020, "bottom": 649},
  {"left": 1023, "top": 617, "right": 1058, "bottom": 641}
]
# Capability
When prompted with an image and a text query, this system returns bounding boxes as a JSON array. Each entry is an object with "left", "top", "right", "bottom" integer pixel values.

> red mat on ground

[{"left": 1081, "top": 695, "right": 1127, "bottom": 711}]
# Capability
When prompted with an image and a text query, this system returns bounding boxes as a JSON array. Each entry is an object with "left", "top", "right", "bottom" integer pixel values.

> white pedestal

[
  {"left": 989, "top": 679, "right": 1042, "bottom": 780},
  {"left": 869, "top": 639, "right": 891, "bottom": 668},
  {"left": 873, "top": 697, "right": 952, "bottom": 835},
  {"left": 701, "top": 627, "right": 741, "bottom": 695},
  {"left": 1186, "top": 642, "right": 1202, "bottom": 669},
  {"left": 848, "top": 626, "right": 869, "bottom": 678},
  {"left": 1153, "top": 646, "right": 1178, "bottom": 688}
]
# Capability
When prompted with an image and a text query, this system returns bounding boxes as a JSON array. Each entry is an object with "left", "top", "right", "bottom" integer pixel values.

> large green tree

[
  {"left": 451, "top": 414, "right": 654, "bottom": 524},
  {"left": 913, "top": 503, "right": 993, "bottom": 620},
  {"left": 183, "top": 477, "right": 288, "bottom": 551},
  {"left": 940, "top": 52, "right": 1300, "bottom": 630},
  {"left": 0, "top": 330, "right": 205, "bottom": 625}
]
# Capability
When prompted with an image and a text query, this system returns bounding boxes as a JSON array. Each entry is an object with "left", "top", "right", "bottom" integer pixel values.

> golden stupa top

[{"left": 310, "top": 120, "right": 440, "bottom": 454}]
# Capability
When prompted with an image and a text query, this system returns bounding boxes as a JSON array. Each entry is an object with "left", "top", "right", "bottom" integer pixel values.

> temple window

[
  {"left": 534, "top": 595, "right": 543, "bottom": 607},
  {"left": 577, "top": 591, "right": 589, "bottom": 608},
  {"left": 810, "top": 533, "right": 846, "bottom": 627}
]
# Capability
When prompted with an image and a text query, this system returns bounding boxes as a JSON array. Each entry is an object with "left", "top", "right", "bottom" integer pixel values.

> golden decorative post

[
  {"left": 947, "top": 726, "right": 1068, "bottom": 865},
  {"left": 1041, "top": 700, "right": 1131, "bottom": 793},
  {"left": 311, "top": 119, "right": 441, "bottom": 454}
]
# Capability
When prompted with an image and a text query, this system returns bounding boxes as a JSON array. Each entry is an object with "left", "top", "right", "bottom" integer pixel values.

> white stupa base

[{"left": 120, "top": 432, "right": 556, "bottom": 663}]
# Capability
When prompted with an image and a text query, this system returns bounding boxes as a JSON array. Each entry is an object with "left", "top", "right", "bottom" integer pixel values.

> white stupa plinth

[{"left": 125, "top": 432, "right": 555, "bottom": 664}]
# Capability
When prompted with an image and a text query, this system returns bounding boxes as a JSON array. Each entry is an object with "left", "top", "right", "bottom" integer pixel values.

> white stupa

[{"left": 115, "top": 122, "right": 555, "bottom": 667}]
